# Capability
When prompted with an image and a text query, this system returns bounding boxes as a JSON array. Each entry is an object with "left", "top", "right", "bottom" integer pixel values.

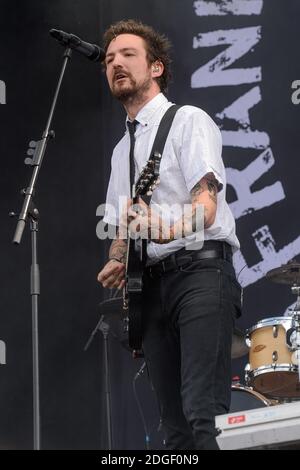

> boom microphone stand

[
  {"left": 10, "top": 46, "right": 73, "bottom": 450},
  {"left": 84, "top": 301, "right": 120, "bottom": 450}
]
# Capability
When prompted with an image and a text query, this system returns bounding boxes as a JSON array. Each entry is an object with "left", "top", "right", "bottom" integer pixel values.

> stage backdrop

[{"left": 0, "top": 0, "right": 299, "bottom": 450}]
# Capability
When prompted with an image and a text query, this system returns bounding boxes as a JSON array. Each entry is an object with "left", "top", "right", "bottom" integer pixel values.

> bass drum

[{"left": 230, "top": 384, "right": 274, "bottom": 412}]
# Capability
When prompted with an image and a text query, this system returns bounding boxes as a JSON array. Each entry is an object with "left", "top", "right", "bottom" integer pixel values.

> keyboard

[{"left": 216, "top": 400, "right": 300, "bottom": 449}]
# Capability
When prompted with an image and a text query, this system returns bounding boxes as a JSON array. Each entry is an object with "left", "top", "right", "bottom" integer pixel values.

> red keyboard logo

[{"left": 228, "top": 414, "right": 246, "bottom": 424}]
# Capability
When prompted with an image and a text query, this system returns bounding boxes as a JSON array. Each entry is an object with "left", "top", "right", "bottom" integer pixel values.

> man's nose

[{"left": 111, "top": 54, "right": 124, "bottom": 68}]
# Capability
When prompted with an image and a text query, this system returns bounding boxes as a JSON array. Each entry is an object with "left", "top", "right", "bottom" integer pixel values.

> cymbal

[
  {"left": 99, "top": 298, "right": 249, "bottom": 359},
  {"left": 266, "top": 262, "right": 300, "bottom": 285},
  {"left": 231, "top": 327, "right": 249, "bottom": 359}
]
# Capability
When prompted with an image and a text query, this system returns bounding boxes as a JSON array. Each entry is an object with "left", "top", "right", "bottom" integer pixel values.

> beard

[{"left": 111, "top": 71, "right": 152, "bottom": 104}]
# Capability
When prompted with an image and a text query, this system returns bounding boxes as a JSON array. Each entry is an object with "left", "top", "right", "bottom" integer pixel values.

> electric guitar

[{"left": 123, "top": 151, "right": 161, "bottom": 352}]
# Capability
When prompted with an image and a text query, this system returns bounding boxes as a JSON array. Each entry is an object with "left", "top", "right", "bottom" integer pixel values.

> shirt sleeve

[
  {"left": 102, "top": 141, "right": 131, "bottom": 227},
  {"left": 102, "top": 168, "right": 118, "bottom": 226},
  {"left": 177, "top": 107, "right": 224, "bottom": 193}
]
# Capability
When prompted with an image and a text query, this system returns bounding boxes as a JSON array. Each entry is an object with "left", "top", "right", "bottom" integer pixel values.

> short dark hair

[{"left": 103, "top": 19, "right": 172, "bottom": 93}]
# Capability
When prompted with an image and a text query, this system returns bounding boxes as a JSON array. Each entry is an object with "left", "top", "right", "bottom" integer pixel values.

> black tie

[{"left": 127, "top": 120, "right": 138, "bottom": 197}]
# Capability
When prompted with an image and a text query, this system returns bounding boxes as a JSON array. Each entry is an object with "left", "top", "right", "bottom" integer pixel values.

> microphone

[{"left": 50, "top": 29, "right": 106, "bottom": 62}]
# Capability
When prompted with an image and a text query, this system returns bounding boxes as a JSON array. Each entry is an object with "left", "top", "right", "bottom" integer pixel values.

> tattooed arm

[
  {"left": 189, "top": 172, "right": 218, "bottom": 229},
  {"left": 129, "top": 172, "right": 219, "bottom": 244},
  {"left": 108, "top": 233, "right": 128, "bottom": 264},
  {"left": 167, "top": 172, "right": 219, "bottom": 241},
  {"left": 97, "top": 229, "right": 127, "bottom": 289}
]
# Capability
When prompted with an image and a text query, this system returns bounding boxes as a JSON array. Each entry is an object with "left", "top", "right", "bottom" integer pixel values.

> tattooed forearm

[
  {"left": 203, "top": 206, "right": 210, "bottom": 229},
  {"left": 147, "top": 209, "right": 175, "bottom": 244},
  {"left": 207, "top": 181, "right": 217, "bottom": 195},
  {"left": 191, "top": 174, "right": 219, "bottom": 229},
  {"left": 146, "top": 173, "right": 219, "bottom": 244},
  {"left": 191, "top": 175, "right": 218, "bottom": 203},
  {"left": 209, "top": 193, "right": 217, "bottom": 204},
  {"left": 166, "top": 204, "right": 203, "bottom": 242},
  {"left": 191, "top": 181, "right": 206, "bottom": 198},
  {"left": 152, "top": 204, "right": 207, "bottom": 244},
  {"left": 206, "top": 175, "right": 218, "bottom": 205},
  {"left": 109, "top": 235, "right": 127, "bottom": 263}
]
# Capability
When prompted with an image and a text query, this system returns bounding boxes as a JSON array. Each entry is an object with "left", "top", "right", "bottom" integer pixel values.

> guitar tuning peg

[
  {"left": 146, "top": 189, "right": 153, "bottom": 196},
  {"left": 155, "top": 178, "right": 160, "bottom": 185}
]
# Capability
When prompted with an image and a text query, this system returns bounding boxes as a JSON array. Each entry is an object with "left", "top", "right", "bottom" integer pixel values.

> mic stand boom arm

[
  {"left": 13, "top": 46, "right": 72, "bottom": 244},
  {"left": 11, "top": 46, "right": 73, "bottom": 450}
]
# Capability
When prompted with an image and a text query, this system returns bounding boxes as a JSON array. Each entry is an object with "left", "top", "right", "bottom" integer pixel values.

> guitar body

[{"left": 124, "top": 151, "right": 161, "bottom": 352}]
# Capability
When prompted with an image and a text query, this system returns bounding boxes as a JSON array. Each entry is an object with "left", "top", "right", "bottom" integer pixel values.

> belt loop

[{"left": 171, "top": 252, "right": 177, "bottom": 268}]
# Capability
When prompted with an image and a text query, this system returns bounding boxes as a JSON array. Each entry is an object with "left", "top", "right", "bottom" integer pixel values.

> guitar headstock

[{"left": 134, "top": 151, "right": 161, "bottom": 197}]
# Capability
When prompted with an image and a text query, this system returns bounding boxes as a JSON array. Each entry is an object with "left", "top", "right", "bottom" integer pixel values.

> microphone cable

[{"left": 132, "top": 361, "right": 151, "bottom": 450}]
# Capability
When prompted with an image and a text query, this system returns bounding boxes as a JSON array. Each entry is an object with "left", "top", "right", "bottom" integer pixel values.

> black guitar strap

[
  {"left": 151, "top": 104, "right": 182, "bottom": 158},
  {"left": 142, "top": 104, "right": 182, "bottom": 205},
  {"left": 127, "top": 105, "right": 182, "bottom": 351}
]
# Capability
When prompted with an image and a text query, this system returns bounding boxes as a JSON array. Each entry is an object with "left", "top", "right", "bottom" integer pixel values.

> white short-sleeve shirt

[{"left": 103, "top": 93, "right": 239, "bottom": 263}]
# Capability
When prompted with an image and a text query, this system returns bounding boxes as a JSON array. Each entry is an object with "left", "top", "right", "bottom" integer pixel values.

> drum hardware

[
  {"left": 288, "top": 285, "right": 300, "bottom": 381},
  {"left": 232, "top": 327, "right": 249, "bottom": 359},
  {"left": 245, "top": 317, "right": 300, "bottom": 398},
  {"left": 267, "top": 263, "right": 300, "bottom": 381},
  {"left": 230, "top": 383, "right": 277, "bottom": 412},
  {"left": 273, "top": 325, "right": 278, "bottom": 338},
  {"left": 266, "top": 262, "right": 300, "bottom": 377},
  {"left": 244, "top": 262, "right": 300, "bottom": 399},
  {"left": 272, "top": 351, "right": 278, "bottom": 362}
]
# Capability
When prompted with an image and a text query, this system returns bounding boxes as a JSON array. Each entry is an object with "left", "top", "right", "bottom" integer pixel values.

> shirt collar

[{"left": 125, "top": 92, "right": 168, "bottom": 130}]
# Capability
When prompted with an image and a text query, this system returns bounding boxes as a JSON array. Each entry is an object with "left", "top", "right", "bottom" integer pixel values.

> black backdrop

[{"left": 0, "top": 0, "right": 300, "bottom": 450}]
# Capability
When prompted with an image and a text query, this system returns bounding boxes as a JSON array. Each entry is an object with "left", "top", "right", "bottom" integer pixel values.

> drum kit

[{"left": 231, "top": 260, "right": 300, "bottom": 411}]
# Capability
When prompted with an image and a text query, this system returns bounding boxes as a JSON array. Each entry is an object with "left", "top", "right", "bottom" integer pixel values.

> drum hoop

[
  {"left": 246, "top": 317, "right": 292, "bottom": 336},
  {"left": 231, "top": 384, "right": 272, "bottom": 406},
  {"left": 247, "top": 364, "right": 298, "bottom": 378}
]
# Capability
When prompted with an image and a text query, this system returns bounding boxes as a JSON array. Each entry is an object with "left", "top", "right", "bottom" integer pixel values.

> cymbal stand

[{"left": 84, "top": 314, "right": 113, "bottom": 450}]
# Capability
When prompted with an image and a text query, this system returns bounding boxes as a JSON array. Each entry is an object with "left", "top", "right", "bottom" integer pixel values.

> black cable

[{"left": 132, "top": 362, "right": 151, "bottom": 449}]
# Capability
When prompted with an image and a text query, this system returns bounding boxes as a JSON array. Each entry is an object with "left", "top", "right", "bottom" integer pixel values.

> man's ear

[{"left": 152, "top": 61, "right": 164, "bottom": 77}]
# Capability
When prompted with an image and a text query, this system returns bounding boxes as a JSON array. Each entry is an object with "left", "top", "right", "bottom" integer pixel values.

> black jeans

[{"left": 141, "top": 257, "right": 242, "bottom": 450}]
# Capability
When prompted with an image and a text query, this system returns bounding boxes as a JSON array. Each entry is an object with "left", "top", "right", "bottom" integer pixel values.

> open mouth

[{"left": 114, "top": 73, "right": 128, "bottom": 83}]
